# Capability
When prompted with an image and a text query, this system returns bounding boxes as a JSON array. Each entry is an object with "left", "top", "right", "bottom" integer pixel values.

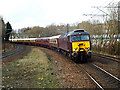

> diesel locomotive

[
  {"left": 59, "top": 29, "right": 91, "bottom": 62},
  {"left": 10, "top": 29, "right": 92, "bottom": 62}
]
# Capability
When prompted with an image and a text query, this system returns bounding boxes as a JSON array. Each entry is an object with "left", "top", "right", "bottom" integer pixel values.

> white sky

[{"left": 0, "top": 0, "right": 119, "bottom": 30}]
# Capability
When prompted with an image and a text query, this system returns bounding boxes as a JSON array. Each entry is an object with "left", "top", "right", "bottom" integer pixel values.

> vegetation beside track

[
  {"left": 91, "top": 49, "right": 120, "bottom": 59},
  {"left": 2, "top": 42, "right": 16, "bottom": 53},
  {"left": 2, "top": 47, "right": 60, "bottom": 88}
]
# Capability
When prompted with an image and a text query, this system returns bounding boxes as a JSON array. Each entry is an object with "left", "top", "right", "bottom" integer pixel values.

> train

[{"left": 10, "top": 29, "right": 92, "bottom": 62}]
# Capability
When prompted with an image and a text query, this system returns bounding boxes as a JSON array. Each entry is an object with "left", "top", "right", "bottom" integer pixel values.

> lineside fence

[{"left": 91, "top": 34, "right": 120, "bottom": 56}]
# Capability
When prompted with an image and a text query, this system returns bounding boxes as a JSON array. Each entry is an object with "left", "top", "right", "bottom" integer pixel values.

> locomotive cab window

[
  {"left": 71, "top": 35, "right": 81, "bottom": 41},
  {"left": 71, "top": 35, "right": 90, "bottom": 41},
  {"left": 81, "top": 35, "right": 89, "bottom": 40}
]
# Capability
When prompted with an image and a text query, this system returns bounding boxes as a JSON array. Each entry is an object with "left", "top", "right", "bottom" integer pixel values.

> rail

[
  {"left": 92, "top": 64, "right": 120, "bottom": 82},
  {"left": 0, "top": 45, "right": 24, "bottom": 60},
  {"left": 79, "top": 63, "right": 120, "bottom": 88},
  {"left": 76, "top": 64, "right": 104, "bottom": 89},
  {"left": 93, "top": 52, "right": 120, "bottom": 63}
]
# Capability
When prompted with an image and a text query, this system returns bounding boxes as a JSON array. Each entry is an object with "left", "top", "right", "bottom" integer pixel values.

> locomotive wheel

[
  {"left": 65, "top": 51, "right": 69, "bottom": 56},
  {"left": 74, "top": 58, "right": 79, "bottom": 63},
  {"left": 68, "top": 53, "right": 73, "bottom": 60},
  {"left": 78, "top": 51, "right": 87, "bottom": 63},
  {"left": 80, "top": 55, "right": 84, "bottom": 62}
]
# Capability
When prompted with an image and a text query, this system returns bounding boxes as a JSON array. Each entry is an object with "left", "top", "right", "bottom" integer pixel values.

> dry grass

[
  {"left": 2, "top": 48, "right": 60, "bottom": 88},
  {"left": 2, "top": 42, "right": 16, "bottom": 53}
]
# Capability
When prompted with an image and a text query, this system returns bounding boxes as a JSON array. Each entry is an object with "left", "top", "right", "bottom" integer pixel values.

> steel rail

[
  {"left": 92, "top": 63, "right": 120, "bottom": 82},
  {"left": 59, "top": 50, "right": 104, "bottom": 89},
  {"left": 76, "top": 64, "right": 104, "bottom": 90},
  {"left": 93, "top": 52, "right": 120, "bottom": 63},
  {"left": 0, "top": 45, "right": 24, "bottom": 60}
]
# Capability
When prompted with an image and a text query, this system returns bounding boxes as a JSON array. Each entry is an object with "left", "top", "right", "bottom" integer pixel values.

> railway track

[
  {"left": 67, "top": 57, "right": 104, "bottom": 89},
  {"left": 93, "top": 52, "right": 120, "bottom": 63},
  {"left": 0, "top": 45, "right": 24, "bottom": 60},
  {"left": 76, "top": 63, "right": 104, "bottom": 89},
  {"left": 59, "top": 48, "right": 120, "bottom": 89},
  {"left": 77, "top": 63, "right": 120, "bottom": 89},
  {"left": 2, "top": 43, "right": 119, "bottom": 89}
]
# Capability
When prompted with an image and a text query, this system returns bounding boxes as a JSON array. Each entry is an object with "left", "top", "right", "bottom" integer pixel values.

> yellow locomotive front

[{"left": 69, "top": 30, "right": 91, "bottom": 62}]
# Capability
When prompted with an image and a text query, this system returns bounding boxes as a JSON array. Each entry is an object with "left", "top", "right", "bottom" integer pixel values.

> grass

[
  {"left": 2, "top": 48, "right": 60, "bottom": 88},
  {"left": 2, "top": 42, "right": 16, "bottom": 53}
]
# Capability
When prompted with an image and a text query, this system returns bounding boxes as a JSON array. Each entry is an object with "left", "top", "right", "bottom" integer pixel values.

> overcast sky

[{"left": 0, "top": 0, "right": 119, "bottom": 30}]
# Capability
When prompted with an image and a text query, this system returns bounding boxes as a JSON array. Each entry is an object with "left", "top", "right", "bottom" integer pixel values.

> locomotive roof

[
  {"left": 60, "top": 29, "right": 89, "bottom": 38},
  {"left": 67, "top": 29, "right": 89, "bottom": 36}
]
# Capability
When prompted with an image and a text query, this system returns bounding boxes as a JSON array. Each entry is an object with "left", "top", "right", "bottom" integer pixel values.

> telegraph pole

[{"left": 67, "top": 24, "right": 69, "bottom": 33}]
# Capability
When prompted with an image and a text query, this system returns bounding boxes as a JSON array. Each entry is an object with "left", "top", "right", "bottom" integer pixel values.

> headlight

[
  {"left": 86, "top": 48, "right": 90, "bottom": 50},
  {"left": 73, "top": 49, "right": 76, "bottom": 51},
  {"left": 73, "top": 48, "right": 77, "bottom": 51}
]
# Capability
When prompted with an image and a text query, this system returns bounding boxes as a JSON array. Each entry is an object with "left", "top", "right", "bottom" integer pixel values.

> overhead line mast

[{"left": 83, "top": 1, "right": 120, "bottom": 22}]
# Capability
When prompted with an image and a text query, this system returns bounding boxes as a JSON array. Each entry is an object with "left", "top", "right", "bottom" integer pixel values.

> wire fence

[{"left": 91, "top": 34, "right": 120, "bottom": 56}]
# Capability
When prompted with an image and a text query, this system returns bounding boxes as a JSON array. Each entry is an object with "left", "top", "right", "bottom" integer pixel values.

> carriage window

[
  {"left": 71, "top": 35, "right": 80, "bottom": 41},
  {"left": 81, "top": 35, "right": 89, "bottom": 40}
]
